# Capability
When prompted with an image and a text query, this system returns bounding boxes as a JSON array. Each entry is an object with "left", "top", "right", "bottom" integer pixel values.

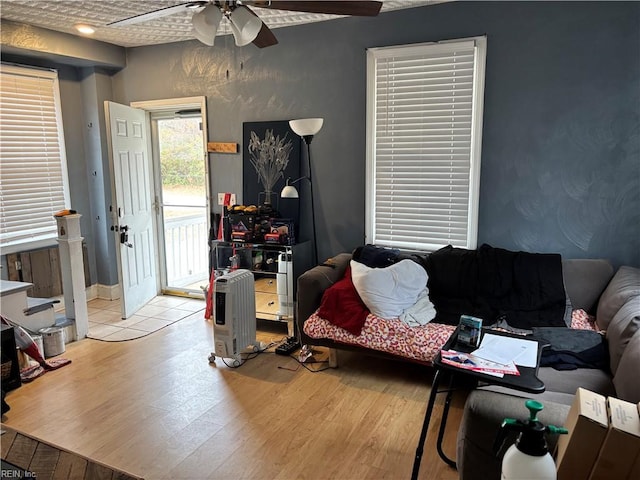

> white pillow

[{"left": 350, "top": 259, "right": 428, "bottom": 319}]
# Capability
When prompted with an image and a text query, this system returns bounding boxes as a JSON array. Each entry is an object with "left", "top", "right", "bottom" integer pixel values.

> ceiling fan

[{"left": 108, "top": 1, "right": 383, "bottom": 48}]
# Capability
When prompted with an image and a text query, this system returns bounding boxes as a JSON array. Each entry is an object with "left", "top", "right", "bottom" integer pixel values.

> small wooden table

[{"left": 410, "top": 326, "right": 546, "bottom": 479}]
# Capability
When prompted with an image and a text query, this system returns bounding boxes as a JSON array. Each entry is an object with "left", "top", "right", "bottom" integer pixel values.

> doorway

[{"left": 131, "top": 97, "right": 209, "bottom": 297}]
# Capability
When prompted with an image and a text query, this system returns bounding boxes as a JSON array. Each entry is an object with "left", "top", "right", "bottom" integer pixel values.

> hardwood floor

[
  {"left": 1, "top": 426, "right": 143, "bottom": 479},
  {"left": 1, "top": 304, "right": 463, "bottom": 480}
]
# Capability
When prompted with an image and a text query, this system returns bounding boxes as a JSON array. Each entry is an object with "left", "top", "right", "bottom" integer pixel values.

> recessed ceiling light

[{"left": 74, "top": 24, "right": 95, "bottom": 35}]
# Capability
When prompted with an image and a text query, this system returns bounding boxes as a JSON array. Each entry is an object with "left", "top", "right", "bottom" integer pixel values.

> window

[
  {"left": 366, "top": 37, "right": 486, "bottom": 252},
  {"left": 0, "top": 64, "right": 70, "bottom": 253}
]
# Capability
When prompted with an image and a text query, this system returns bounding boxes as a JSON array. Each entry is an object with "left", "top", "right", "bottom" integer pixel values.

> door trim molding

[
  {"left": 130, "top": 96, "right": 210, "bottom": 295},
  {"left": 130, "top": 96, "right": 208, "bottom": 153}
]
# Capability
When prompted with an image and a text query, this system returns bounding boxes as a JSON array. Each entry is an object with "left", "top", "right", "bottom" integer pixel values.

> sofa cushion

[
  {"left": 596, "top": 266, "right": 640, "bottom": 330},
  {"left": 350, "top": 259, "right": 427, "bottom": 319},
  {"left": 562, "top": 259, "right": 614, "bottom": 312},
  {"left": 537, "top": 366, "right": 615, "bottom": 397},
  {"left": 606, "top": 295, "right": 640, "bottom": 374},
  {"left": 613, "top": 327, "right": 640, "bottom": 403},
  {"left": 474, "top": 365, "right": 615, "bottom": 403},
  {"left": 297, "top": 252, "right": 352, "bottom": 329}
]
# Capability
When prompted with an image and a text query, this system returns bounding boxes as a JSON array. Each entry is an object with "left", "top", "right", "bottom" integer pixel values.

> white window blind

[
  {"left": 0, "top": 64, "right": 70, "bottom": 251},
  {"left": 366, "top": 37, "right": 486, "bottom": 252}
]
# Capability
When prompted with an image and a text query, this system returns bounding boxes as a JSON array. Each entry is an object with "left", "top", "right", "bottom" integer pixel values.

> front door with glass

[{"left": 152, "top": 111, "right": 209, "bottom": 295}]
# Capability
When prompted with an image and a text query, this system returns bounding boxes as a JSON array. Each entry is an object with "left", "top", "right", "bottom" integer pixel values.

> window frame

[
  {"left": 365, "top": 36, "right": 487, "bottom": 252},
  {"left": 0, "top": 63, "right": 71, "bottom": 254}
]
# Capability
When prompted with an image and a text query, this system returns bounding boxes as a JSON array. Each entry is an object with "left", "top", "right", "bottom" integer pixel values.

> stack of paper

[
  {"left": 440, "top": 350, "right": 519, "bottom": 378},
  {"left": 472, "top": 334, "right": 538, "bottom": 368}
]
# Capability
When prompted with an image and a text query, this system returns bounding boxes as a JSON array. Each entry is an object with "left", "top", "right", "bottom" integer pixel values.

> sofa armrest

[
  {"left": 296, "top": 253, "right": 352, "bottom": 336},
  {"left": 457, "top": 390, "right": 571, "bottom": 480}
]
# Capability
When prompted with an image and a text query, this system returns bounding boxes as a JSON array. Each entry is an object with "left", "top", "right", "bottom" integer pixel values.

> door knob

[{"left": 119, "top": 225, "right": 132, "bottom": 247}]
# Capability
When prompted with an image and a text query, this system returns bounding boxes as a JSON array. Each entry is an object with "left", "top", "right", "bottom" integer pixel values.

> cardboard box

[
  {"left": 631, "top": 451, "right": 640, "bottom": 480},
  {"left": 631, "top": 403, "right": 640, "bottom": 478},
  {"left": 556, "top": 388, "right": 608, "bottom": 480},
  {"left": 589, "top": 397, "right": 640, "bottom": 480}
]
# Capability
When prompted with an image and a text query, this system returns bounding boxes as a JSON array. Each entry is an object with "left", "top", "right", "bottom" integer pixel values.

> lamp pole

[{"left": 303, "top": 138, "right": 318, "bottom": 265}]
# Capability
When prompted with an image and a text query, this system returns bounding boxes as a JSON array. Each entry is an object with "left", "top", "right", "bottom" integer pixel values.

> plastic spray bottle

[{"left": 495, "top": 399, "right": 568, "bottom": 480}]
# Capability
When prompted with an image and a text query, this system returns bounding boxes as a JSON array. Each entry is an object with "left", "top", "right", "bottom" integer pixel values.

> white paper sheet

[{"left": 472, "top": 334, "right": 538, "bottom": 367}]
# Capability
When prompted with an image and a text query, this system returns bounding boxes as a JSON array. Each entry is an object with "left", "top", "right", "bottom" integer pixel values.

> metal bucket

[{"left": 39, "top": 327, "right": 66, "bottom": 358}]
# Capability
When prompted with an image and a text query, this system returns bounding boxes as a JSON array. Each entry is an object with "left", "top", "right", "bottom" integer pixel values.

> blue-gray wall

[
  {"left": 113, "top": 1, "right": 639, "bottom": 268},
  {"left": 477, "top": 2, "right": 639, "bottom": 266},
  {"left": 3, "top": 1, "right": 639, "bottom": 284}
]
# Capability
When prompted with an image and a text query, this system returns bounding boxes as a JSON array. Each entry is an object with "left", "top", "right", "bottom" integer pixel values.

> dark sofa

[
  {"left": 297, "top": 246, "right": 640, "bottom": 478},
  {"left": 457, "top": 263, "right": 640, "bottom": 480},
  {"left": 297, "top": 246, "right": 613, "bottom": 364}
]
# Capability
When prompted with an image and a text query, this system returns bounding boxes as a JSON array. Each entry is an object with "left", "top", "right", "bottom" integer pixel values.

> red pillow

[{"left": 317, "top": 266, "right": 370, "bottom": 336}]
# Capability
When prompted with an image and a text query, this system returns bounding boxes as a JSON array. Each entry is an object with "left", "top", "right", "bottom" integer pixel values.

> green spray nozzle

[
  {"left": 524, "top": 400, "right": 568, "bottom": 434},
  {"left": 546, "top": 425, "right": 569, "bottom": 435},
  {"left": 525, "top": 399, "right": 544, "bottom": 421},
  {"left": 494, "top": 400, "right": 568, "bottom": 458}
]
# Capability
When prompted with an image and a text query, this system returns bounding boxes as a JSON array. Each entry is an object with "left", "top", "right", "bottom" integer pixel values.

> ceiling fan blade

[
  {"left": 107, "top": 1, "right": 208, "bottom": 27},
  {"left": 248, "top": 1, "right": 382, "bottom": 17},
  {"left": 253, "top": 23, "right": 279, "bottom": 48},
  {"left": 243, "top": 6, "right": 278, "bottom": 48}
]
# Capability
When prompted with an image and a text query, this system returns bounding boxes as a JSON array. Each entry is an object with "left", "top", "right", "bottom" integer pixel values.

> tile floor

[{"left": 85, "top": 296, "right": 206, "bottom": 341}]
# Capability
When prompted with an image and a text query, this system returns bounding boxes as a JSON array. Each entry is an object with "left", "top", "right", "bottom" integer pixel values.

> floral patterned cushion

[{"left": 303, "top": 309, "right": 597, "bottom": 365}]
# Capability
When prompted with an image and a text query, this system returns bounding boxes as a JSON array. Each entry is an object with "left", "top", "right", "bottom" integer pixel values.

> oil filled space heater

[{"left": 209, "top": 269, "right": 257, "bottom": 366}]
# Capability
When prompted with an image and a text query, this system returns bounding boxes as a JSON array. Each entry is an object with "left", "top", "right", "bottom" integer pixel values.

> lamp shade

[
  {"left": 229, "top": 6, "right": 262, "bottom": 46},
  {"left": 289, "top": 118, "right": 324, "bottom": 137},
  {"left": 193, "top": 5, "right": 222, "bottom": 46},
  {"left": 280, "top": 185, "right": 299, "bottom": 198}
]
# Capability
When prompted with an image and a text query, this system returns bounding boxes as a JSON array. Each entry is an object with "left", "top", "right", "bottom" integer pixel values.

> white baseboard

[
  {"left": 52, "top": 284, "right": 119, "bottom": 312},
  {"left": 85, "top": 284, "right": 99, "bottom": 301},
  {"left": 97, "top": 283, "right": 120, "bottom": 300}
]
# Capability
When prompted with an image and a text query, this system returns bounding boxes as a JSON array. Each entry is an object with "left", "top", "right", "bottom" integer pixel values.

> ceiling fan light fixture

[
  {"left": 229, "top": 6, "right": 262, "bottom": 47},
  {"left": 192, "top": 4, "right": 223, "bottom": 46},
  {"left": 74, "top": 23, "right": 95, "bottom": 35}
]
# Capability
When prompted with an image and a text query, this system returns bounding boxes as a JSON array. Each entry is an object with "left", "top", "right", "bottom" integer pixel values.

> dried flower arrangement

[{"left": 248, "top": 129, "right": 293, "bottom": 204}]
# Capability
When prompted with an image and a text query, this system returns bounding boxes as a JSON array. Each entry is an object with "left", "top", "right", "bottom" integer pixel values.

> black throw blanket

[
  {"left": 531, "top": 327, "right": 609, "bottom": 371},
  {"left": 426, "top": 244, "right": 568, "bottom": 329}
]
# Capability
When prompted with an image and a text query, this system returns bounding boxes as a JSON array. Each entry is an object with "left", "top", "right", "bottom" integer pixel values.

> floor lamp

[{"left": 282, "top": 118, "right": 323, "bottom": 264}]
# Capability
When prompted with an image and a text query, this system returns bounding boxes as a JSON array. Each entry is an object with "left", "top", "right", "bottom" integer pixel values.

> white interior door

[{"left": 105, "top": 101, "right": 158, "bottom": 318}]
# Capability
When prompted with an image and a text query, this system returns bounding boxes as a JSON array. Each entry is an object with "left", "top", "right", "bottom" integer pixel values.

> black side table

[
  {"left": 1, "top": 324, "right": 22, "bottom": 392},
  {"left": 410, "top": 327, "right": 546, "bottom": 479}
]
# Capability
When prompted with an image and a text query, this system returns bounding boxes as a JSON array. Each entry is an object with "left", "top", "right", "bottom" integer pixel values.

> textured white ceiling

[{"left": 0, "top": 1, "right": 438, "bottom": 48}]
